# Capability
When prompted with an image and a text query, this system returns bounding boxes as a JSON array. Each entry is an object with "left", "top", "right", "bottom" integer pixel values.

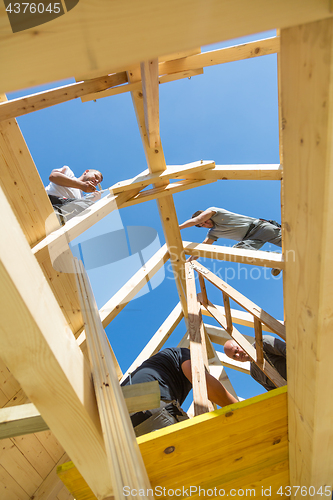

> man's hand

[{"left": 79, "top": 180, "right": 97, "bottom": 193}]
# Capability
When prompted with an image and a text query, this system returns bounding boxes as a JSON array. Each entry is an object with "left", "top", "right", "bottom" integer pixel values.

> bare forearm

[
  {"left": 49, "top": 172, "right": 82, "bottom": 189},
  {"left": 179, "top": 219, "right": 196, "bottom": 230},
  {"left": 205, "top": 372, "right": 238, "bottom": 407}
]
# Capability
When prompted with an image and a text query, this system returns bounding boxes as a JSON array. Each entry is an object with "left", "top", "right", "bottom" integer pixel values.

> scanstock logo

[{"left": 3, "top": 0, "right": 80, "bottom": 33}]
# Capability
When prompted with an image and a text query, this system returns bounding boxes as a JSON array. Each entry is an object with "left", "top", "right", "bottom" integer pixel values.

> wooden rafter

[
  {"left": 128, "top": 65, "right": 188, "bottom": 316},
  {"left": 0, "top": 187, "right": 112, "bottom": 499},
  {"left": 183, "top": 241, "right": 284, "bottom": 270},
  {"left": 141, "top": 59, "right": 160, "bottom": 149},
  {"left": 74, "top": 259, "right": 153, "bottom": 499}
]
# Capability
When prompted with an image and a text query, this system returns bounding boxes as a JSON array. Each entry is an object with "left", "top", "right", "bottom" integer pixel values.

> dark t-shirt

[{"left": 121, "top": 347, "right": 192, "bottom": 406}]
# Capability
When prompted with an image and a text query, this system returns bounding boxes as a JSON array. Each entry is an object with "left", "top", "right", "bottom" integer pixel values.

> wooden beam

[
  {"left": 0, "top": 187, "right": 112, "bottom": 499},
  {"left": 32, "top": 189, "right": 141, "bottom": 265},
  {"left": 74, "top": 259, "right": 153, "bottom": 499},
  {"left": 183, "top": 163, "right": 282, "bottom": 181},
  {"left": 183, "top": 241, "right": 284, "bottom": 270},
  {"left": 121, "top": 178, "right": 215, "bottom": 207},
  {"left": 0, "top": 383, "right": 160, "bottom": 440},
  {"left": 186, "top": 263, "right": 210, "bottom": 415},
  {"left": 193, "top": 262, "right": 286, "bottom": 339},
  {"left": 215, "top": 350, "right": 251, "bottom": 375},
  {"left": 128, "top": 66, "right": 188, "bottom": 316},
  {"left": 202, "top": 305, "right": 283, "bottom": 334},
  {"left": 0, "top": 403, "right": 48, "bottom": 439},
  {"left": 81, "top": 68, "right": 203, "bottom": 103},
  {"left": 110, "top": 161, "right": 215, "bottom": 195},
  {"left": 141, "top": 59, "right": 160, "bottom": 149},
  {"left": 2, "top": 1, "right": 331, "bottom": 94},
  {"left": 159, "top": 36, "right": 280, "bottom": 75},
  {"left": 0, "top": 73, "right": 127, "bottom": 122},
  {"left": 99, "top": 244, "right": 169, "bottom": 327},
  {"left": 204, "top": 323, "right": 255, "bottom": 346},
  {"left": 121, "top": 302, "right": 183, "bottom": 383},
  {"left": 281, "top": 17, "right": 333, "bottom": 491}
]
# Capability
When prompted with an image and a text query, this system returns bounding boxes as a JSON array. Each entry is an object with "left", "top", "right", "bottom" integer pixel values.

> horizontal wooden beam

[
  {"left": 205, "top": 323, "right": 254, "bottom": 345},
  {"left": 110, "top": 161, "right": 215, "bottom": 195},
  {"left": 0, "top": 186, "right": 112, "bottom": 499},
  {"left": 0, "top": 73, "right": 127, "bottom": 122},
  {"left": 183, "top": 241, "right": 284, "bottom": 269},
  {"left": 159, "top": 36, "right": 280, "bottom": 75},
  {"left": 0, "top": 403, "right": 48, "bottom": 439},
  {"left": 1, "top": 1, "right": 331, "bottom": 94},
  {"left": 81, "top": 68, "right": 204, "bottom": 103},
  {"left": 0, "top": 382, "right": 160, "bottom": 440},
  {"left": 184, "top": 163, "right": 282, "bottom": 181},
  {"left": 99, "top": 244, "right": 169, "bottom": 327}
]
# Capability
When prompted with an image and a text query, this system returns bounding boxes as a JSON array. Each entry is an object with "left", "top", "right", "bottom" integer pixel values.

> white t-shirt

[
  {"left": 207, "top": 207, "right": 256, "bottom": 242},
  {"left": 45, "top": 166, "right": 84, "bottom": 199}
]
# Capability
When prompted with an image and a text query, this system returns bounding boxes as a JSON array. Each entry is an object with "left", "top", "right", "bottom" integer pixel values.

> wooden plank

[
  {"left": 74, "top": 259, "right": 153, "bottom": 499},
  {"left": 203, "top": 300, "right": 286, "bottom": 388},
  {"left": 183, "top": 241, "right": 284, "bottom": 270},
  {"left": 254, "top": 318, "right": 264, "bottom": 366},
  {"left": 1, "top": 0, "right": 330, "bottom": 94},
  {"left": 32, "top": 452, "right": 71, "bottom": 500},
  {"left": 110, "top": 161, "right": 215, "bottom": 195},
  {"left": 0, "top": 463, "right": 29, "bottom": 500},
  {"left": 222, "top": 292, "right": 232, "bottom": 333},
  {"left": 121, "top": 302, "right": 183, "bottom": 383},
  {"left": 0, "top": 438, "right": 43, "bottom": 496},
  {"left": 60, "top": 388, "right": 288, "bottom": 500},
  {"left": 121, "top": 178, "right": 215, "bottom": 207},
  {"left": 202, "top": 304, "right": 283, "bottom": 334},
  {"left": 0, "top": 187, "right": 112, "bottom": 499},
  {"left": 99, "top": 243, "right": 169, "bottom": 327},
  {"left": 281, "top": 17, "right": 333, "bottom": 492},
  {"left": 193, "top": 262, "right": 286, "bottom": 339},
  {"left": 0, "top": 403, "right": 48, "bottom": 439},
  {"left": 185, "top": 263, "right": 210, "bottom": 415},
  {"left": 141, "top": 59, "right": 160, "bottom": 149},
  {"left": 0, "top": 97, "right": 59, "bottom": 247},
  {"left": 11, "top": 434, "right": 56, "bottom": 479},
  {"left": 0, "top": 73, "right": 127, "bottom": 122},
  {"left": 205, "top": 323, "right": 254, "bottom": 346},
  {"left": 35, "top": 431, "right": 64, "bottom": 463},
  {"left": 159, "top": 36, "right": 280, "bottom": 74},
  {"left": 121, "top": 381, "right": 160, "bottom": 414},
  {"left": 58, "top": 461, "right": 97, "bottom": 500},
  {"left": 215, "top": 350, "right": 251, "bottom": 375},
  {"left": 81, "top": 68, "right": 203, "bottom": 103},
  {"left": 128, "top": 66, "right": 188, "bottom": 316},
  {"left": 184, "top": 163, "right": 282, "bottom": 181}
]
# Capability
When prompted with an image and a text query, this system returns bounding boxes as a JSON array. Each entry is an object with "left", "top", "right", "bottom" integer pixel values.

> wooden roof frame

[{"left": 0, "top": 2, "right": 333, "bottom": 498}]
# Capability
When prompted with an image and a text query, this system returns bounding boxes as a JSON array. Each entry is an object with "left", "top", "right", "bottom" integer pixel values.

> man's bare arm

[
  {"left": 49, "top": 169, "right": 97, "bottom": 193},
  {"left": 179, "top": 209, "right": 216, "bottom": 230},
  {"left": 182, "top": 360, "right": 238, "bottom": 407}
]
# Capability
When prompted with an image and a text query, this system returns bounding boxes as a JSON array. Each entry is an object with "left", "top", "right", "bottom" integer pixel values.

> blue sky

[{"left": 10, "top": 29, "right": 283, "bottom": 404}]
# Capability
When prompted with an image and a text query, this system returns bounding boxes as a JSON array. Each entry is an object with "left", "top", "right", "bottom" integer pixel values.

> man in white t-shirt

[
  {"left": 45, "top": 166, "right": 103, "bottom": 224},
  {"left": 45, "top": 166, "right": 103, "bottom": 200}
]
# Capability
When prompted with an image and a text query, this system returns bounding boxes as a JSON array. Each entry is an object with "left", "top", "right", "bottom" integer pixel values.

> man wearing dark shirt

[
  {"left": 224, "top": 335, "right": 287, "bottom": 391},
  {"left": 122, "top": 347, "right": 237, "bottom": 436}
]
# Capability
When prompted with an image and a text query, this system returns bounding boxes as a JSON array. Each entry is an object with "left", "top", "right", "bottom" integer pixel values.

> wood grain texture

[{"left": 281, "top": 17, "right": 333, "bottom": 491}]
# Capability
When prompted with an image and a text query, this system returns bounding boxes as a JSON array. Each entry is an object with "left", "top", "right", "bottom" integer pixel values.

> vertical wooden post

[
  {"left": 253, "top": 318, "right": 264, "bottom": 367},
  {"left": 74, "top": 259, "right": 154, "bottom": 500},
  {"left": 185, "top": 263, "right": 210, "bottom": 416}
]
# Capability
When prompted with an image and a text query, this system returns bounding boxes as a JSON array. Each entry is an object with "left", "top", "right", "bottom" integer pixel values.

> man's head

[
  {"left": 80, "top": 169, "right": 103, "bottom": 186},
  {"left": 192, "top": 210, "right": 214, "bottom": 228},
  {"left": 224, "top": 340, "right": 251, "bottom": 362}
]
